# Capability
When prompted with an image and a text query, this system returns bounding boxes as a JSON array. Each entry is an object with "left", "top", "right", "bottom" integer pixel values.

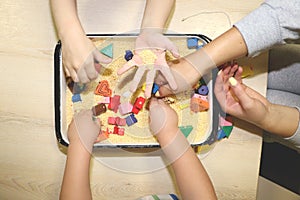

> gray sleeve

[
  {"left": 284, "top": 107, "right": 300, "bottom": 149},
  {"left": 234, "top": 0, "right": 300, "bottom": 57}
]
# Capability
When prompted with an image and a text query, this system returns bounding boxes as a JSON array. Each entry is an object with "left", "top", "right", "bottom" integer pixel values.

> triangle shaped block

[
  {"left": 217, "top": 129, "right": 226, "bottom": 140},
  {"left": 179, "top": 125, "right": 193, "bottom": 138},
  {"left": 100, "top": 43, "right": 113, "bottom": 58},
  {"left": 221, "top": 126, "right": 233, "bottom": 137}
]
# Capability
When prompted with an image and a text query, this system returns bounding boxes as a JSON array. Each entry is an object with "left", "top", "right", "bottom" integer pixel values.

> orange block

[
  {"left": 94, "top": 80, "right": 112, "bottom": 97},
  {"left": 190, "top": 97, "right": 209, "bottom": 113}
]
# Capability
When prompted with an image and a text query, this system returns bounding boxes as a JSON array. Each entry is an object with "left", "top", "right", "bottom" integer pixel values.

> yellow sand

[{"left": 66, "top": 37, "right": 210, "bottom": 146}]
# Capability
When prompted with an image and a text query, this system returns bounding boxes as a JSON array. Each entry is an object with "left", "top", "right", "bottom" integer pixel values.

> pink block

[
  {"left": 115, "top": 117, "right": 126, "bottom": 126},
  {"left": 99, "top": 97, "right": 110, "bottom": 104},
  {"left": 108, "top": 95, "right": 121, "bottom": 113},
  {"left": 108, "top": 117, "right": 116, "bottom": 125},
  {"left": 118, "top": 128, "right": 125, "bottom": 136},
  {"left": 219, "top": 116, "right": 233, "bottom": 126},
  {"left": 118, "top": 102, "right": 133, "bottom": 115},
  {"left": 193, "top": 93, "right": 208, "bottom": 101}
]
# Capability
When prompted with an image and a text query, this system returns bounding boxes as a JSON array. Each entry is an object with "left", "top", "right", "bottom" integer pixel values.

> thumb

[
  {"left": 93, "top": 50, "right": 112, "bottom": 64},
  {"left": 165, "top": 42, "right": 180, "bottom": 58},
  {"left": 229, "top": 77, "right": 253, "bottom": 108}
]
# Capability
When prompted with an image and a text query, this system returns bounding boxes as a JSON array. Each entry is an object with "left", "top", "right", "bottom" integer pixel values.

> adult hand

[
  {"left": 214, "top": 64, "right": 270, "bottom": 126},
  {"left": 155, "top": 49, "right": 216, "bottom": 96}
]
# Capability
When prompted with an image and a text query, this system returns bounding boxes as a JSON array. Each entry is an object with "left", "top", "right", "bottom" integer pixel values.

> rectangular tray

[{"left": 54, "top": 34, "right": 220, "bottom": 148}]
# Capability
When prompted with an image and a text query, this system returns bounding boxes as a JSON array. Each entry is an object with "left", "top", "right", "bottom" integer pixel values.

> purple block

[
  {"left": 124, "top": 50, "right": 133, "bottom": 61},
  {"left": 125, "top": 114, "right": 138, "bottom": 126},
  {"left": 197, "top": 85, "right": 209, "bottom": 95}
]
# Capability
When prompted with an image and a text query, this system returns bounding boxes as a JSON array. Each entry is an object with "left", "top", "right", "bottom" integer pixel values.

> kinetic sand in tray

[{"left": 66, "top": 37, "right": 211, "bottom": 146}]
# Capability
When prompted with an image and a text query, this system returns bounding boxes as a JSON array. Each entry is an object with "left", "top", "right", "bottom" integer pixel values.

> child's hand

[
  {"left": 135, "top": 28, "right": 179, "bottom": 58},
  {"left": 148, "top": 98, "right": 179, "bottom": 136},
  {"left": 61, "top": 34, "right": 112, "bottom": 83},
  {"left": 67, "top": 110, "right": 100, "bottom": 153},
  {"left": 214, "top": 64, "right": 270, "bottom": 126}
]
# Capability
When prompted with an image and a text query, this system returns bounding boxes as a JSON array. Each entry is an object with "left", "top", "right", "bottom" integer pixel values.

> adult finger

[{"left": 229, "top": 77, "right": 253, "bottom": 109}]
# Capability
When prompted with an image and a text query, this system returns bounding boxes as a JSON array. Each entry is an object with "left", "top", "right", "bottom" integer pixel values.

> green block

[
  {"left": 221, "top": 126, "right": 233, "bottom": 137},
  {"left": 179, "top": 125, "right": 193, "bottom": 138},
  {"left": 100, "top": 43, "right": 113, "bottom": 58}
]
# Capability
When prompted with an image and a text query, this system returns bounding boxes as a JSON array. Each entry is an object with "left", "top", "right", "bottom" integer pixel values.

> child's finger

[{"left": 94, "top": 50, "right": 112, "bottom": 64}]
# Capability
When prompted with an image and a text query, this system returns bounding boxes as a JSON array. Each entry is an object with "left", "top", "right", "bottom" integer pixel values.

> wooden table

[{"left": 0, "top": 0, "right": 267, "bottom": 199}]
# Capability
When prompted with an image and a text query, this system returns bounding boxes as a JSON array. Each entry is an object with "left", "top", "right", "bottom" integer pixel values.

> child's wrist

[
  {"left": 140, "top": 27, "right": 164, "bottom": 35},
  {"left": 58, "top": 20, "right": 86, "bottom": 42}
]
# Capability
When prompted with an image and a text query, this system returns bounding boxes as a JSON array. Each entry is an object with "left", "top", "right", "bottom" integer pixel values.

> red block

[{"left": 132, "top": 96, "right": 146, "bottom": 114}]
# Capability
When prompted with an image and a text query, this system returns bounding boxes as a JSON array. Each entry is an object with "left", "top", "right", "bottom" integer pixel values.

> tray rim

[{"left": 54, "top": 33, "right": 220, "bottom": 148}]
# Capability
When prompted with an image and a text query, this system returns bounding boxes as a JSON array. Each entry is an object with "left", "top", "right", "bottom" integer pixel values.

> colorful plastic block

[
  {"left": 108, "top": 117, "right": 116, "bottom": 125},
  {"left": 132, "top": 96, "right": 146, "bottom": 114},
  {"left": 187, "top": 37, "right": 199, "bottom": 49},
  {"left": 72, "top": 94, "right": 82, "bottom": 102},
  {"left": 108, "top": 95, "right": 121, "bottom": 113},
  {"left": 96, "top": 130, "right": 109, "bottom": 142},
  {"left": 98, "top": 96, "right": 110, "bottom": 104},
  {"left": 118, "top": 102, "right": 133, "bottom": 115},
  {"left": 124, "top": 50, "right": 133, "bottom": 61},
  {"left": 100, "top": 43, "right": 113, "bottom": 58},
  {"left": 151, "top": 83, "right": 160, "bottom": 94},
  {"left": 190, "top": 97, "right": 209, "bottom": 113},
  {"left": 116, "top": 117, "right": 126, "bottom": 126},
  {"left": 125, "top": 114, "right": 138, "bottom": 126},
  {"left": 219, "top": 116, "right": 233, "bottom": 127},
  {"left": 118, "top": 128, "right": 125, "bottom": 136},
  {"left": 95, "top": 80, "right": 112, "bottom": 97},
  {"left": 217, "top": 129, "right": 227, "bottom": 140},
  {"left": 221, "top": 126, "right": 233, "bottom": 137},
  {"left": 179, "top": 125, "right": 193, "bottom": 138},
  {"left": 92, "top": 103, "right": 107, "bottom": 116},
  {"left": 197, "top": 85, "right": 209, "bottom": 95},
  {"left": 113, "top": 126, "right": 119, "bottom": 134},
  {"left": 192, "top": 93, "right": 208, "bottom": 101}
]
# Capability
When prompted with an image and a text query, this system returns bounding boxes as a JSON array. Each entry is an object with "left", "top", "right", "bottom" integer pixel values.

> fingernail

[
  {"left": 217, "top": 70, "right": 222, "bottom": 75},
  {"left": 229, "top": 77, "right": 237, "bottom": 86}
]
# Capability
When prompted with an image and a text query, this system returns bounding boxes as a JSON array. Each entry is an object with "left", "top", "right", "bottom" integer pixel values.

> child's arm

[
  {"left": 149, "top": 98, "right": 217, "bottom": 200},
  {"left": 214, "top": 65, "right": 300, "bottom": 139},
  {"left": 141, "top": 0, "right": 175, "bottom": 31},
  {"left": 137, "top": 0, "right": 178, "bottom": 56},
  {"left": 60, "top": 110, "right": 100, "bottom": 200},
  {"left": 50, "top": 0, "right": 111, "bottom": 83}
]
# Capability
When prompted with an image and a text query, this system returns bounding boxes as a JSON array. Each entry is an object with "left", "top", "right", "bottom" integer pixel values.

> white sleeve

[{"left": 284, "top": 107, "right": 300, "bottom": 148}]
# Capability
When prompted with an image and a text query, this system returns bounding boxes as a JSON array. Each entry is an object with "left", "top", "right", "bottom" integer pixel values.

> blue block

[
  {"left": 197, "top": 85, "right": 209, "bottom": 95},
  {"left": 217, "top": 129, "right": 226, "bottom": 140},
  {"left": 124, "top": 50, "right": 133, "bottom": 61},
  {"left": 72, "top": 94, "right": 82, "bottom": 103},
  {"left": 125, "top": 114, "right": 138, "bottom": 126},
  {"left": 151, "top": 83, "right": 160, "bottom": 94},
  {"left": 187, "top": 38, "right": 199, "bottom": 49}
]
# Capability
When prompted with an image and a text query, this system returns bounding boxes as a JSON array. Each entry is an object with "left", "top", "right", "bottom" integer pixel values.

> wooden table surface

[{"left": 0, "top": 0, "right": 267, "bottom": 199}]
